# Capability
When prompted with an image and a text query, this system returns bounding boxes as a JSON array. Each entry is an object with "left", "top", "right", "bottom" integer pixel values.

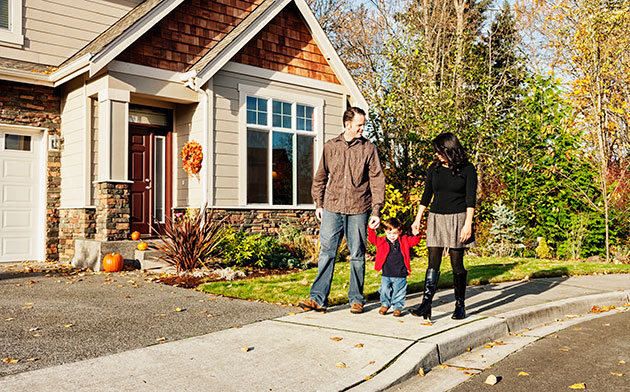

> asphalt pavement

[{"left": 1, "top": 261, "right": 630, "bottom": 391}]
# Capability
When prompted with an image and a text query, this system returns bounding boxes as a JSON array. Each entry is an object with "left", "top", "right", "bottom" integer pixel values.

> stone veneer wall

[
  {"left": 95, "top": 182, "right": 130, "bottom": 241},
  {"left": 207, "top": 209, "right": 319, "bottom": 235},
  {"left": 0, "top": 80, "right": 61, "bottom": 261},
  {"left": 58, "top": 208, "right": 96, "bottom": 263}
]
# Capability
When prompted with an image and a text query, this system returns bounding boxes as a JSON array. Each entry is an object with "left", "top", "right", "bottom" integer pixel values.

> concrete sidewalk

[{"left": 1, "top": 274, "right": 630, "bottom": 391}]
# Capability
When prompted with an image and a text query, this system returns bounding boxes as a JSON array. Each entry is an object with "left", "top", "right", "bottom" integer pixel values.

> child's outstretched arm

[{"left": 367, "top": 227, "right": 378, "bottom": 246}]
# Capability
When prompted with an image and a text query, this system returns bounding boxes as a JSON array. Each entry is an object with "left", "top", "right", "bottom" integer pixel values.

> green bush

[{"left": 219, "top": 228, "right": 281, "bottom": 268}]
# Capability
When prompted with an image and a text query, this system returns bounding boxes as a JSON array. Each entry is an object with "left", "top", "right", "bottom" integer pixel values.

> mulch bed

[{"left": 156, "top": 268, "right": 301, "bottom": 289}]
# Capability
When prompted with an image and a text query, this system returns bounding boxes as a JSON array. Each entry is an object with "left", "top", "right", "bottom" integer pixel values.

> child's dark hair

[{"left": 383, "top": 217, "right": 402, "bottom": 231}]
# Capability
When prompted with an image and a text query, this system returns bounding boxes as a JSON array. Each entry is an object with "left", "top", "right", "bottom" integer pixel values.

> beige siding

[
  {"left": 212, "top": 70, "right": 344, "bottom": 207},
  {"left": 1, "top": 0, "right": 143, "bottom": 66},
  {"left": 60, "top": 77, "right": 87, "bottom": 207},
  {"left": 90, "top": 98, "right": 98, "bottom": 205},
  {"left": 174, "top": 102, "right": 204, "bottom": 208}
]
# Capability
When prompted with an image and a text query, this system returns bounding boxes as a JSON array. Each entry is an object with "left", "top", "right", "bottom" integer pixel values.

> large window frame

[
  {"left": 0, "top": 0, "right": 23, "bottom": 45},
  {"left": 238, "top": 84, "right": 324, "bottom": 208}
]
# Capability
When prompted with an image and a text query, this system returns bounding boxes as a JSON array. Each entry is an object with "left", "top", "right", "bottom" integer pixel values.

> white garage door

[{"left": 0, "top": 129, "right": 44, "bottom": 262}]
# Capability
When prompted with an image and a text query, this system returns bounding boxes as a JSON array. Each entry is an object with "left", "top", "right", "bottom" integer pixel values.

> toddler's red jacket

[{"left": 368, "top": 227, "right": 421, "bottom": 275}]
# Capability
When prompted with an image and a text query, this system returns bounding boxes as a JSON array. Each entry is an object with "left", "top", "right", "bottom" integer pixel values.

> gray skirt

[{"left": 426, "top": 212, "right": 476, "bottom": 249}]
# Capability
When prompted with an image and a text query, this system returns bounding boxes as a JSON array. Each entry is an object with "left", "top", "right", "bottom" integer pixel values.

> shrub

[
  {"left": 536, "top": 237, "right": 552, "bottom": 259},
  {"left": 487, "top": 201, "right": 525, "bottom": 257},
  {"left": 219, "top": 228, "right": 281, "bottom": 268},
  {"left": 153, "top": 206, "right": 227, "bottom": 273},
  {"left": 277, "top": 224, "right": 319, "bottom": 265}
]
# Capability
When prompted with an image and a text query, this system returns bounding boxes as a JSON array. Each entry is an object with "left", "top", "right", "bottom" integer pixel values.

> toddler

[{"left": 368, "top": 217, "right": 421, "bottom": 317}]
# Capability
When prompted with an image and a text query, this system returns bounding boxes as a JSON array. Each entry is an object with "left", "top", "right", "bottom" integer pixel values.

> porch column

[{"left": 97, "top": 88, "right": 130, "bottom": 181}]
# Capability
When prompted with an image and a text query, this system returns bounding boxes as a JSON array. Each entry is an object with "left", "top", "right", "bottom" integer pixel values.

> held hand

[
  {"left": 315, "top": 208, "right": 323, "bottom": 221},
  {"left": 460, "top": 223, "right": 472, "bottom": 242},
  {"left": 368, "top": 216, "right": 380, "bottom": 229},
  {"left": 411, "top": 219, "right": 421, "bottom": 236}
]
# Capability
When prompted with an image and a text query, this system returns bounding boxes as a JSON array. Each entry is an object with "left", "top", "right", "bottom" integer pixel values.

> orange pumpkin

[
  {"left": 137, "top": 242, "right": 148, "bottom": 251},
  {"left": 131, "top": 231, "right": 141, "bottom": 241},
  {"left": 103, "top": 253, "right": 123, "bottom": 272}
]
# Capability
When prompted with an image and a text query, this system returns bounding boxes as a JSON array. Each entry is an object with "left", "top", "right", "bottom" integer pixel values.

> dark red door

[{"left": 129, "top": 125, "right": 152, "bottom": 234}]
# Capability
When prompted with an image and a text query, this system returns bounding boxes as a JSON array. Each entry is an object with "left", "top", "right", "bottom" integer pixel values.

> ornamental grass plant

[{"left": 153, "top": 206, "right": 227, "bottom": 273}]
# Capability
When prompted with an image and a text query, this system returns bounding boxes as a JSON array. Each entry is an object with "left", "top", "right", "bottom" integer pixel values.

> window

[
  {"left": 0, "top": 0, "right": 23, "bottom": 45},
  {"left": 4, "top": 134, "right": 31, "bottom": 151},
  {"left": 244, "top": 93, "right": 319, "bottom": 206}
]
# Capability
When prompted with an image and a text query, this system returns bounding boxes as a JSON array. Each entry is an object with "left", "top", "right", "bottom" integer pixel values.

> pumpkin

[
  {"left": 137, "top": 242, "right": 148, "bottom": 251},
  {"left": 103, "top": 253, "right": 123, "bottom": 272},
  {"left": 131, "top": 231, "right": 141, "bottom": 241}
]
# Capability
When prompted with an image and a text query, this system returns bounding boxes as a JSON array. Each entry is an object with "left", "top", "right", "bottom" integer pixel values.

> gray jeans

[{"left": 309, "top": 209, "right": 369, "bottom": 306}]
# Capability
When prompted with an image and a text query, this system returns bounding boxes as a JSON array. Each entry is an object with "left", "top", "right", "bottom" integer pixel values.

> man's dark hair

[
  {"left": 343, "top": 106, "right": 366, "bottom": 127},
  {"left": 383, "top": 217, "right": 402, "bottom": 231}
]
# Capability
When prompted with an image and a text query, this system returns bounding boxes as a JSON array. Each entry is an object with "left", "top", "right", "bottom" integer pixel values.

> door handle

[
  {"left": 145, "top": 185, "right": 151, "bottom": 190},
  {"left": 145, "top": 178, "right": 150, "bottom": 183}
]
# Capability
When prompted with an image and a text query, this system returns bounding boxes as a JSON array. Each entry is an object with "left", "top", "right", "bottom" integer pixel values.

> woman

[{"left": 410, "top": 132, "right": 477, "bottom": 320}]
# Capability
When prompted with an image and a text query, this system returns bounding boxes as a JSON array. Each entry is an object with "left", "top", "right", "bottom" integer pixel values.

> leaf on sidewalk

[
  {"left": 4, "top": 318, "right": 15, "bottom": 321},
  {"left": 156, "top": 337, "right": 167, "bottom": 342},
  {"left": 2, "top": 358, "right": 18, "bottom": 364},
  {"left": 611, "top": 372, "right": 623, "bottom": 377},
  {"left": 241, "top": 346, "right": 252, "bottom": 352},
  {"left": 28, "top": 327, "right": 39, "bottom": 332},
  {"left": 573, "top": 328, "right": 582, "bottom": 331},
  {"left": 330, "top": 337, "right": 343, "bottom": 342},
  {"left": 518, "top": 371, "right": 530, "bottom": 376},
  {"left": 64, "top": 323, "right": 73, "bottom": 328},
  {"left": 26, "top": 357, "right": 38, "bottom": 362},
  {"left": 619, "top": 360, "right": 626, "bottom": 364},
  {"left": 354, "top": 343, "right": 364, "bottom": 348},
  {"left": 569, "top": 383, "right": 586, "bottom": 389},
  {"left": 418, "top": 368, "right": 425, "bottom": 377},
  {"left": 174, "top": 307, "right": 184, "bottom": 312},
  {"left": 335, "top": 362, "right": 347, "bottom": 368},
  {"left": 559, "top": 348, "right": 570, "bottom": 352},
  {"left": 421, "top": 321, "right": 433, "bottom": 326}
]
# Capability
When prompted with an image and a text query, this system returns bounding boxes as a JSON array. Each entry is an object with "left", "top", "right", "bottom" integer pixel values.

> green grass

[{"left": 197, "top": 256, "right": 630, "bottom": 306}]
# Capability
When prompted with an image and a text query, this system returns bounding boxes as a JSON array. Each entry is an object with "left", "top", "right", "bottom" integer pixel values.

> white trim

[
  {"left": 108, "top": 61, "right": 183, "bottom": 82},
  {"left": 205, "top": 80, "right": 215, "bottom": 207},
  {"left": 89, "top": 0, "right": 185, "bottom": 78},
  {"left": 293, "top": 0, "right": 367, "bottom": 109},
  {"left": 83, "top": 81, "right": 91, "bottom": 206},
  {"left": 223, "top": 61, "right": 349, "bottom": 95},
  {"left": 0, "top": 123, "right": 47, "bottom": 261},
  {"left": 195, "top": 0, "right": 292, "bottom": 88},
  {"left": 0, "top": 66, "right": 52, "bottom": 86},
  {"left": 93, "top": 180, "right": 134, "bottom": 184},
  {"left": 0, "top": 0, "right": 24, "bottom": 45},
  {"left": 237, "top": 83, "right": 321, "bottom": 208}
]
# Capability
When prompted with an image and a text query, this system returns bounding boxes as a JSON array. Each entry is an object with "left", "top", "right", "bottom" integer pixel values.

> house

[{"left": 0, "top": 0, "right": 367, "bottom": 267}]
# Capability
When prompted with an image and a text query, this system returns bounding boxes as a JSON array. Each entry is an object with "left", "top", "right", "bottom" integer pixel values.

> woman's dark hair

[
  {"left": 342, "top": 106, "right": 366, "bottom": 127},
  {"left": 432, "top": 132, "right": 469, "bottom": 176}
]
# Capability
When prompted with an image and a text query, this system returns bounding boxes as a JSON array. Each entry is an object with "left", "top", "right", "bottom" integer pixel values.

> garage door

[{"left": 0, "top": 129, "right": 44, "bottom": 262}]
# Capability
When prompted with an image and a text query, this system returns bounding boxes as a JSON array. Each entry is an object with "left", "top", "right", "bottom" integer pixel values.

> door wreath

[{"left": 181, "top": 141, "right": 203, "bottom": 180}]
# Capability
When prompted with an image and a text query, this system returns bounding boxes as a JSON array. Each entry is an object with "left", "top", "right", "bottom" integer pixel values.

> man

[{"left": 299, "top": 107, "right": 385, "bottom": 314}]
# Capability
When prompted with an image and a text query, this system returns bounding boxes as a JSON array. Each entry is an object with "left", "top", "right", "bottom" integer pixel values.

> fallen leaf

[
  {"left": 484, "top": 375, "right": 498, "bottom": 385},
  {"left": 438, "top": 365, "right": 450, "bottom": 369},
  {"left": 519, "top": 371, "right": 530, "bottom": 376},
  {"left": 124, "top": 295, "right": 131, "bottom": 299},
  {"left": 26, "top": 357, "right": 38, "bottom": 362},
  {"left": 288, "top": 312, "right": 296, "bottom": 316},
  {"left": 241, "top": 346, "right": 252, "bottom": 352},
  {"left": 330, "top": 337, "right": 343, "bottom": 342},
  {"left": 466, "top": 347, "right": 471, "bottom": 352},
  {"left": 354, "top": 343, "right": 364, "bottom": 348},
  {"left": 5, "top": 318, "right": 15, "bottom": 321},
  {"left": 418, "top": 368, "right": 425, "bottom": 377},
  {"left": 64, "top": 323, "right": 73, "bottom": 328},
  {"left": 569, "top": 383, "right": 586, "bottom": 389},
  {"left": 464, "top": 371, "right": 475, "bottom": 376},
  {"left": 23, "top": 306, "right": 33, "bottom": 309},
  {"left": 421, "top": 321, "right": 433, "bottom": 326},
  {"left": 559, "top": 348, "right": 570, "bottom": 352},
  {"left": 369, "top": 360, "right": 375, "bottom": 364},
  {"left": 566, "top": 314, "right": 580, "bottom": 319},
  {"left": 2, "top": 358, "right": 18, "bottom": 364},
  {"left": 335, "top": 362, "right": 347, "bottom": 368},
  {"left": 28, "top": 327, "right": 39, "bottom": 332},
  {"left": 156, "top": 337, "right": 167, "bottom": 342},
  {"left": 32, "top": 333, "right": 41, "bottom": 337},
  {"left": 611, "top": 372, "right": 623, "bottom": 377},
  {"left": 620, "top": 360, "right": 626, "bottom": 364},
  {"left": 573, "top": 328, "right": 582, "bottom": 331},
  {"left": 174, "top": 308, "right": 184, "bottom": 312}
]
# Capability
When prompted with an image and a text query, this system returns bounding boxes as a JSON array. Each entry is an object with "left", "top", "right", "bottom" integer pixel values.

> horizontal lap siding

[
  {"left": 116, "top": 0, "right": 264, "bottom": 72},
  {"left": 212, "top": 69, "right": 344, "bottom": 207},
  {"left": 4, "top": 0, "right": 142, "bottom": 66},
  {"left": 233, "top": 3, "right": 340, "bottom": 84},
  {"left": 175, "top": 102, "right": 204, "bottom": 207},
  {"left": 60, "top": 78, "right": 86, "bottom": 207}
]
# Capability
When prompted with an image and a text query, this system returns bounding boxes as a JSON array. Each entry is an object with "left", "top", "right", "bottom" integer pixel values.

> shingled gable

[{"left": 55, "top": 0, "right": 366, "bottom": 108}]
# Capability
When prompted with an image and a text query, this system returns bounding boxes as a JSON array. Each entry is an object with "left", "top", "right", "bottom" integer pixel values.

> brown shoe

[
  {"left": 350, "top": 303, "right": 364, "bottom": 314},
  {"left": 378, "top": 306, "right": 389, "bottom": 315},
  {"left": 393, "top": 309, "right": 402, "bottom": 317},
  {"left": 298, "top": 299, "right": 325, "bottom": 312}
]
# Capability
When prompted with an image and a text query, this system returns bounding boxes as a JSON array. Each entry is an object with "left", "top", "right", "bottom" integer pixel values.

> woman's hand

[
  {"left": 411, "top": 218, "right": 421, "bottom": 236},
  {"left": 460, "top": 222, "right": 472, "bottom": 242}
]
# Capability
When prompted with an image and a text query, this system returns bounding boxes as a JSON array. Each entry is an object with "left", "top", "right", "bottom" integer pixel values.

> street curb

[{"left": 354, "top": 290, "right": 630, "bottom": 391}]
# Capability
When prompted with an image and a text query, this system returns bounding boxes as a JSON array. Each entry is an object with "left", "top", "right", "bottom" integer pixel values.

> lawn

[{"left": 198, "top": 256, "right": 630, "bottom": 306}]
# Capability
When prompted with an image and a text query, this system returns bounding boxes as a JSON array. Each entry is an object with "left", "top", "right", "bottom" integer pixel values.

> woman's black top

[{"left": 419, "top": 162, "right": 477, "bottom": 214}]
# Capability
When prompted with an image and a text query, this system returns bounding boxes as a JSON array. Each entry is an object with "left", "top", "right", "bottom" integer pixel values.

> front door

[{"left": 129, "top": 124, "right": 172, "bottom": 235}]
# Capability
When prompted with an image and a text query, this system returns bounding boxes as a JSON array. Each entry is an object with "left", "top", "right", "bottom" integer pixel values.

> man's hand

[
  {"left": 368, "top": 216, "right": 380, "bottom": 229},
  {"left": 315, "top": 208, "right": 323, "bottom": 221}
]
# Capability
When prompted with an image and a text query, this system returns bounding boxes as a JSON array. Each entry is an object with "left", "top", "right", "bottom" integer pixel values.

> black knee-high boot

[
  {"left": 410, "top": 268, "right": 440, "bottom": 320},
  {"left": 451, "top": 271, "right": 467, "bottom": 320}
]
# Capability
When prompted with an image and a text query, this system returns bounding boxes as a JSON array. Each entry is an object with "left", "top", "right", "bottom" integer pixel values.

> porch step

[{"left": 134, "top": 239, "right": 172, "bottom": 271}]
